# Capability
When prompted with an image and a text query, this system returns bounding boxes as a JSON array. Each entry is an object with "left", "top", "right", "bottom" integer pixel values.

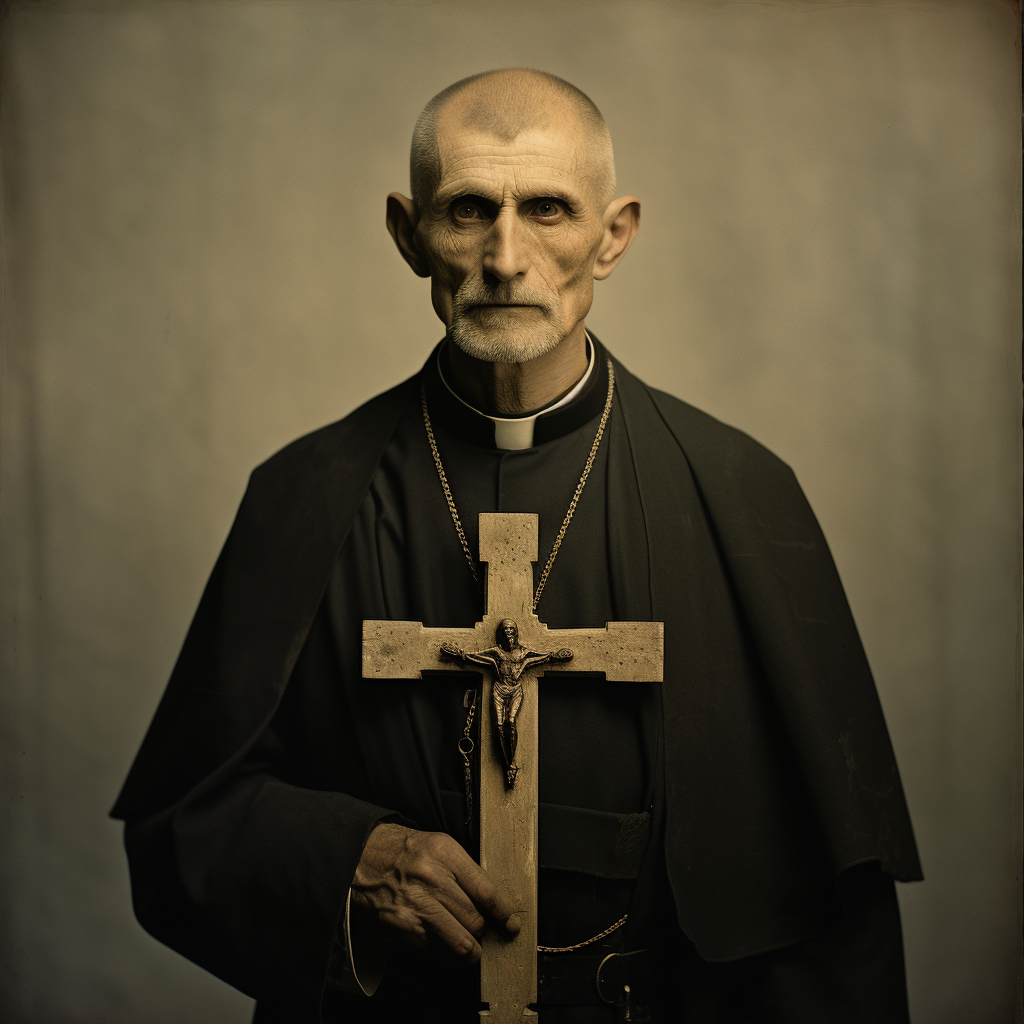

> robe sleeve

[
  {"left": 122, "top": 704, "right": 400, "bottom": 1021},
  {"left": 112, "top": 382, "right": 417, "bottom": 1018}
]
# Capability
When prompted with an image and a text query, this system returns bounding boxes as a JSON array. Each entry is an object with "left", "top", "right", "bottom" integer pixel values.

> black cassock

[{"left": 112, "top": 338, "right": 922, "bottom": 1023}]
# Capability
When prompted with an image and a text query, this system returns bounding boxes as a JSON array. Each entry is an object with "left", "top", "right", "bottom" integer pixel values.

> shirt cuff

[{"left": 325, "top": 889, "right": 388, "bottom": 996}]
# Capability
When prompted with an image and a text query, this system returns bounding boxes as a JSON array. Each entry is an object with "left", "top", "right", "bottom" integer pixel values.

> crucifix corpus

[{"left": 363, "top": 512, "right": 664, "bottom": 1023}]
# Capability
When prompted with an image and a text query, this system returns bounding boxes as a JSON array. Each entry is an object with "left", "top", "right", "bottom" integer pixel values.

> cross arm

[
  {"left": 362, "top": 620, "right": 481, "bottom": 679},
  {"left": 540, "top": 621, "right": 664, "bottom": 682}
]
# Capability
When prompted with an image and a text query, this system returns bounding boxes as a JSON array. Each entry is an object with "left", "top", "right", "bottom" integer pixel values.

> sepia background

[{"left": 1, "top": 0, "right": 1020, "bottom": 1021}]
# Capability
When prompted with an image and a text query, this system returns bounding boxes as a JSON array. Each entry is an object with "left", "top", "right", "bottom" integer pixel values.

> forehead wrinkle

[
  {"left": 438, "top": 126, "right": 588, "bottom": 162},
  {"left": 434, "top": 134, "right": 593, "bottom": 208},
  {"left": 433, "top": 176, "right": 585, "bottom": 210},
  {"left": 410, "top": 70, "right": 616, "bottom": 213}
]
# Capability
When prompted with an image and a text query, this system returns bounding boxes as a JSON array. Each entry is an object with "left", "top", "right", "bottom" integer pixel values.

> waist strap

[
  {"left": 540, "top": 803, "right": 650, "bottom": 879},
  {"left": 538, "top": 949, "right": 655, "bottom": 1009}
]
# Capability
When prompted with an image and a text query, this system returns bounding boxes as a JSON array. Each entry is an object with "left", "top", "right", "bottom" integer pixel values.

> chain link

[
  {"left": 532, "top": 360, "right": 615, "bottom": 610},
  {"left": 459, "top": 690, "right": 478, "bottom": 828},
  {"left": 421, "top": 359, "right": 616, "bottom": 610},
  {"left": 422, "top": 383, "right": 481, "bottom": 589},
  {"left": 423, "top": 360, "right": 622, "bottom": 955},
  {"left": 537, "top": 912, "right": 629, "bottom": 953}
]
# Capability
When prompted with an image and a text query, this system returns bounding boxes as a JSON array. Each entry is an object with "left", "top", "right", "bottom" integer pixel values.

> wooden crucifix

[{"left": 362, "top": 512, "right": 664, "bottom": 1023}]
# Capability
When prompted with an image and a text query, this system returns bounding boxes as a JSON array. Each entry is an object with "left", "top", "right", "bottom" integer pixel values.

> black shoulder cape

[{"left": 113, "top": 349, "right": 920, "bottom": 968}]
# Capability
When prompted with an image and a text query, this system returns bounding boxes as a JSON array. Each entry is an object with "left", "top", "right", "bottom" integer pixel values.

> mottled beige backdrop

[{"left": 1, "top": 1, "right": 1020, "bottom": 1022}]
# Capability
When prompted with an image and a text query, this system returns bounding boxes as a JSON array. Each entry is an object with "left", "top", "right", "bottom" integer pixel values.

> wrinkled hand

[
  {"left": 351, "top": 823, "right": 521, "bottom": 963},
  {"left": 440, "top": 641, "right": 464, "bottom": 660}
]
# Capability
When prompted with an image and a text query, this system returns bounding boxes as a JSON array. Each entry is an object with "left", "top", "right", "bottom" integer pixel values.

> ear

[
  {"left": 593, "top": 196, "right": 640, "bottom": 281},
  {"left": 386, "top": 193, "right": 431, "bottom": 278}
]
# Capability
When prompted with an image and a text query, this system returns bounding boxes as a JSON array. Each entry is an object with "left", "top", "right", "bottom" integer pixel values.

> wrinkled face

[{"left": 415, "top": 115, "right": 608, "bottom": 364}]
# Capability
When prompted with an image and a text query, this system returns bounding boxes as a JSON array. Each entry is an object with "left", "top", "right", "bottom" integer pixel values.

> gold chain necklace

[
  {"left": 420, "top": 358, "right": 615, "bottom": 609},
  {"left": 422, "top": 358, "right": 628, "bottom": 953}
]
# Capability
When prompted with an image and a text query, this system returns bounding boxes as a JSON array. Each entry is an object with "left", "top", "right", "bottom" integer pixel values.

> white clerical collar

[{"left": 437, "top": 335, "right": 597, "bottom": 451}]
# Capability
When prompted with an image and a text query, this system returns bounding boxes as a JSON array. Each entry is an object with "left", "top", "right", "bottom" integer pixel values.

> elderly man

[{"left": 113, "top": 70, "right": 921, "bottom": 1023}]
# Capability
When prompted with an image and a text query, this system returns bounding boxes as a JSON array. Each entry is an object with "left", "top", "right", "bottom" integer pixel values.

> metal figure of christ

[
  {"left": 442, "top": 619, "right": 573, "bottom": 788},
  {"left": 362, "top": 512, "right": 663, "bottom": 1024}
]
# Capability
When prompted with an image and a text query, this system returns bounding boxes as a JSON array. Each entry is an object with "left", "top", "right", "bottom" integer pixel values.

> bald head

[
  {"left": 386, "top": 69, "right": 640, "bottom": 387},
  {"left": 410, "top": 69, "right": 616, "bottom": 215}
]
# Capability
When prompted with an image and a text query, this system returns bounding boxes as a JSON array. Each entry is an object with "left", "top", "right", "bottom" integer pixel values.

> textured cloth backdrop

[{"left": 1, "top": 2, "right": 1020, "bottom": 1022}]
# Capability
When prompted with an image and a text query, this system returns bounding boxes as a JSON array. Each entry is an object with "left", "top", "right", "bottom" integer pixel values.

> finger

[
  {"left": 378, "top": 891, "right": 481, "bottom": 960},
  {"left": 404, "top": 835, "right": 488, "bottom": 935},
  {"left": 440, "top": 898, "right": 486, "bottom": 937},
  {"left": 416, "top": 834, "right": 520, "bottom": 935},
  {"left": 419, "top": 900, "right": 483, "bottom": 962},
  {"left": 427, "top": 875, "right": 488, "bottom": 937},
  {"left": 450, "top": 857, "right": 521, "bottom": 934}
]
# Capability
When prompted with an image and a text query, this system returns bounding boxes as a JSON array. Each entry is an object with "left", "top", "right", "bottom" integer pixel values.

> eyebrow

[{"left": 433, "top": 184, "right": 583, "bottom": 211}]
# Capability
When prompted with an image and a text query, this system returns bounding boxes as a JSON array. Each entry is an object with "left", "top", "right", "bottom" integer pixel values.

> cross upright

[{"left": 362, "top": 512, "right": 664, "bottom": 1024}]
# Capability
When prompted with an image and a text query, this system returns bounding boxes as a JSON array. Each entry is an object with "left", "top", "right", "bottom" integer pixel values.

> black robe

[{"left": 112, "top": 340, "right": 921, "bottom": 1023}]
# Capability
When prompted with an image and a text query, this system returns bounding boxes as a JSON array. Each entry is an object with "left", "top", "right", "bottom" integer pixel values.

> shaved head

[
  {"left": 410, "top": 69, "right": 616, "bottom": 215},
  {"left": 386, "top": 67, "right": 640, "bottom": 394}
]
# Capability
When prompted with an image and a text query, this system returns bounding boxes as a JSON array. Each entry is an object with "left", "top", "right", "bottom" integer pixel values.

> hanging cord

[
  {"left": 459, "top": 689, "right": 478, "bottom": 829},
  {"left": 424, "top": 360, "right": 624, "bottom": 952},
  {"left": 537, "top": 913, "right": 629, "bottom": 953},
  {"left": 460, "top": 685, "right": 629, "bottom": 949},
  {"left": 531, "top": 360, "right": 614, "bottom": 611},
  {"left": 422, "top": 384, "right": 480, "bottom": 590},
  {"left": 421, "top": 359, "right": 616, "bottom": 609}
]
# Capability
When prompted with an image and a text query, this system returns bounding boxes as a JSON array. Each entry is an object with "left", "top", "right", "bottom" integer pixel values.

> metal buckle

[{"left": 596, "top": 950, "right": 653, "bottom": 1023}]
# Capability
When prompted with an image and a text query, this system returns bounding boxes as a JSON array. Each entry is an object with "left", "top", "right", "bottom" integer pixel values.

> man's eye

[
  {"left": 533, "top": 201, "right": 563, "bottom": 220},
  {"left": 454, "top": 203, "right": 480, "bottom": 220}
]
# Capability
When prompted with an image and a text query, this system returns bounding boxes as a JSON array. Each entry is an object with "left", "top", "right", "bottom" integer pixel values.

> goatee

[{"left": 448, "top": 282, "right": 561, "bottom": 364}]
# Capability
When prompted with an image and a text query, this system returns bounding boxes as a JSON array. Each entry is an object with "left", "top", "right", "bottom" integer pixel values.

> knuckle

[
  {"left": 417, "top": 866, "right": 441, "bottom": 889},
  {"left": 406, "top": 830, "right": 432, "bottom": 854},
  {"left": 406, "top": 850, "right": 437, "bottom": 879},
  {"left": 476, "top": 880, "right": 498, "bottom": 906},
  {"left": 425, "top": 831, "right": 453, "bottom": 858},
  {"left": 382, "top": 907, "right": 425, "bottom": 939}
]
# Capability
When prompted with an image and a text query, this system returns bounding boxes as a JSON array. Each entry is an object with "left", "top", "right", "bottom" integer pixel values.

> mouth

[{"left": 469, "top": 303, "right": 541, "bottom": 313}]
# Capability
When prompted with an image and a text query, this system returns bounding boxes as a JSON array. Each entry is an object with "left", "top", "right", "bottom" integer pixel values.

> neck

[{"left": 445, "top": 324, "right": 590, "bottom": 416}]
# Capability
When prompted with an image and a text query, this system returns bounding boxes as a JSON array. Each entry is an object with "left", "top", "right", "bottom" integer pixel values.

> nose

[{"left": 482, "top": 208, "right": 530, "bottom": 283}]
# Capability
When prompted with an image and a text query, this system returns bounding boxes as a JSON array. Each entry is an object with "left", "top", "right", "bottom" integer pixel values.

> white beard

[
  {"left": 447, "top": 283, "right": 563, "bottom": 364},
  {"left": 448, "top": 317, "right": 563, "bottom": 364}
]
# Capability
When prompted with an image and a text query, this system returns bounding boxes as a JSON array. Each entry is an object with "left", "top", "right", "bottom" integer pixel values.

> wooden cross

[{"left": 362, "top": 512, "right": 663, "bottom": 1023}]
